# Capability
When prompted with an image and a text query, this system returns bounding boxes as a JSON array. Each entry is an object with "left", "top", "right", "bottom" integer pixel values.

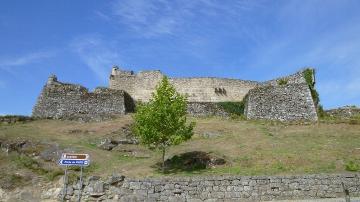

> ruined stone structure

[
  {"left": 32, "top": 75, "right": 127, "bottom": 121},
  {"left": 326, "top": 106, "right": 360, "bottom": 119},
  {"left": 57, "top": 173, "right": 359, "bottom": 201},
  {"left": 110, "top": 67, "right": 318, "bottom": 121},
  {"left": 110, "top": 67, "right": 258, "bottom": 103},
  {"left": 33, "top": 67, "right": 319, "bottom": 121}
]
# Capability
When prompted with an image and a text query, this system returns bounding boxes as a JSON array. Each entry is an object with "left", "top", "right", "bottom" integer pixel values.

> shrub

[
  {"left": 277, "top": 78, "right": 288, "bottom": 85},
  {"left": 317, "top": 105, "right": 328, "bottom": 118},
  {"left": 217, "top": 101, "right": 245, "bottom": 116},
  {"left": 345, "top": 161, "right": 360, "bottom": 171}
]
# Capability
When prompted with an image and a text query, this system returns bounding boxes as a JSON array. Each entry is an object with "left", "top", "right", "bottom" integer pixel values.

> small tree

[{"left": 133, "top": 76, "right": 195, "bottom": 172}]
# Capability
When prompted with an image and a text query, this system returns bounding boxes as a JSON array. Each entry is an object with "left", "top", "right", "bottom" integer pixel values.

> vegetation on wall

[
  {"left": 217, "top": 101, "right": 245, "bottom": 116},
  {"left": 277, "top": 78, "right": 289, "bottom": 86},
  {"left": 303, "top": 68, "right": 324, "bottom": 117}
]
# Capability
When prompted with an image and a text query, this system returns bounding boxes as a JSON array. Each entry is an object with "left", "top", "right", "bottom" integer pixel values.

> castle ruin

[{"left": 33, "top": 67, "right": 318, "bottom": 122}]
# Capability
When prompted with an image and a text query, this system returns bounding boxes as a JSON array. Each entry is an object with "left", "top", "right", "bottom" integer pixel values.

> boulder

[{"left": 98, "top": 138, "right": 117, "bottom": 151}]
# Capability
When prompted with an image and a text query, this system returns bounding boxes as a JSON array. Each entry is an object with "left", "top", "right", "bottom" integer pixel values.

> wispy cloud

[
  {"left": 0, "top": 51, "right": 55, "bottom": 72},
  {"left": 110, "top": 0, "right": 261, "bottom": 37},
  {"left": 70, "top": 35, "right": 123, "bottom": 83}
]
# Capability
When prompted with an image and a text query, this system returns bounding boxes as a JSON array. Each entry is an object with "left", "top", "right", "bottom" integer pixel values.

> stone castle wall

[
  {"left": 32, "top": 75, "right": 126, "bottom": 121},
  {"left": 58, "top": 173, "right": 360, "bottom": 201},
  {"left": 244, "top": 83, "right": 318, "bottom": 121},
  {"left": 109, "top": 67, "right": 259, "bottom": 103},
  {"left": 109, "top": 67, "right": 318, "bottom": 121},
  {"left": 244, "top": 69, "right": 318, "bottom": 121},
  {"left": 187, "top": 102, "right": 229, "bottom": 117},
  {"left": 170, "top": 78, "right": 259, "bottom": 102}
]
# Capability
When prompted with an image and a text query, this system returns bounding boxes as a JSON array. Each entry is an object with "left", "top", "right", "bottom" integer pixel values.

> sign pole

[
  {"left": 77, "top": 166, "right": 83, "bottom": 202},
  {"left": 59, "top": 153, "right": 90, "bottom": 201},
  {"left": 62, "top": 165, "right": 68, "bottom": 201}
]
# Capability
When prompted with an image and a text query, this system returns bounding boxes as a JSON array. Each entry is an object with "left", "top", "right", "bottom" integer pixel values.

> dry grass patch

[{"left": 0, "top": 115, "right": 360, "bottom": 178}]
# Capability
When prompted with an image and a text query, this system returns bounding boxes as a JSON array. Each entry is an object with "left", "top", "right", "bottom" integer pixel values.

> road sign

[
  {"left": 59, "top": 159, "right": 90, "bottom": 166},
  {"left": 61, "top": 153, "right": 89, "bottom": 160},
  {"left": 59, "top": 153, "right": 90, "bottom": 202}
]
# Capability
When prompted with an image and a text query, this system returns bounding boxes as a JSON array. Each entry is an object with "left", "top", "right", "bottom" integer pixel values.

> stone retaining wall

[{"left": 60, "top": 173, "right": 360, "bottom": 201}]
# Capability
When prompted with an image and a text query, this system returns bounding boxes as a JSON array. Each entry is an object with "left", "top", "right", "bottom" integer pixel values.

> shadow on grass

[{"left": 153, "top": 151, "right": 226, "bottom": 174}]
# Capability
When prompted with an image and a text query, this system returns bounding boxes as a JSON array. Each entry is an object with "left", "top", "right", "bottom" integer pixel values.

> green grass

[{"left": 1, "top": 115, "right": 360, "bottom": 178}]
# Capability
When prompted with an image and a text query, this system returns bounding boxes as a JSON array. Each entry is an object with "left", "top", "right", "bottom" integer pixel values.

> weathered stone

[
  {"left": 88, "top": 181, "right": 105, "bottom": 197},
  {"left": 32, "top": 75, "right": 126, "bottom": 121},
  {"left": 98, "top": 138, "right": 117, "bottom": 151},
  {"left": 245, "top": 83, "right": 318, "bottom": 122},
  {"left": 107, "top": 174, "right": 125, "bottom": 187}
]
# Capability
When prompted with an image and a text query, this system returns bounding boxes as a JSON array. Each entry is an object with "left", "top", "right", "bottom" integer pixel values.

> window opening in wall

[{"left": 215, "top": 87, "right": 227, "bottom": 96}]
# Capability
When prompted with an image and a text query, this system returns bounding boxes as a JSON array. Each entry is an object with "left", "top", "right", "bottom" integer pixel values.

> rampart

[
  {"left": 244, "top": 83, "right": 318, "bottom": 122},
  {"left": 32, "top": 75, "right": 126, "bottom": 121},
  {"left": 110, "top": 67, "right": 318, "bottom": 121},
  {"left": 33, "top": 67, "right": 319, "bottom": 122},
  {"left": 58, "top": 173, "right": 360, "bottom": 201},
  {"left": 109, "top": 67, "right": 259, "bottom": 103}
]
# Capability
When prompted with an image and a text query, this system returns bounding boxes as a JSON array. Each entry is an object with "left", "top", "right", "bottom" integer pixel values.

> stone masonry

[
  {"left": 58, "top": 173, "right": 360, "bottom": 201},
  {"left": 109, "top": 67, "right": 259, "bottom": 103},
  {"left": 110, "top": 67, "right": 318, "bottom": 121},
  {"left": 33, "top": 67, "right": 319, "bottom": 121},
  {"left": 244, "top": 83, "right": 318, "bottom": 122},
  {"left": 32, "top": 75, "right": 126, "bottom": 121}
]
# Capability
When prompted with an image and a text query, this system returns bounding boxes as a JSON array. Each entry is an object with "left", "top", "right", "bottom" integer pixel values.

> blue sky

[{"left": 1, "top": 0, "right": 360, "bottom": 115}]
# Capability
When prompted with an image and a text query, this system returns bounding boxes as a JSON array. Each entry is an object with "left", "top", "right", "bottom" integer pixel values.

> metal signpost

[{"left": 59, "top": 153, "right": 90, "bottom": 202}]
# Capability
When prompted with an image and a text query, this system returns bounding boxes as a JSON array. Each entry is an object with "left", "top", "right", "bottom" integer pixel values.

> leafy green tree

[{"left": 133, "top": 76, "right": 195, "bottom": 172}]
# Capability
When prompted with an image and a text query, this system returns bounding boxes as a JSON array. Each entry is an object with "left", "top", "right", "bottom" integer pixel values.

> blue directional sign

[{"left": 59, "top": 159, "right": 90, "bottom": 166}]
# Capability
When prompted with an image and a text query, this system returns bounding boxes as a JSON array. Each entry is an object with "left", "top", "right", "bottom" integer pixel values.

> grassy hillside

[{"left": 1, "top": 115, "right": 360, "bottom": 184}]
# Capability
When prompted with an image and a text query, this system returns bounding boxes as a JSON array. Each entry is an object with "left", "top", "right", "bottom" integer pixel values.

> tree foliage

[{"left": 133, "top": 76, "right": 195, "bottom": 172}]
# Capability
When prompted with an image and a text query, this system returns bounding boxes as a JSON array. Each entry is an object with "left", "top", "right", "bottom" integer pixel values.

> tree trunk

[{"left": 162, "top": 147, "right": 166, "bottom": 173}]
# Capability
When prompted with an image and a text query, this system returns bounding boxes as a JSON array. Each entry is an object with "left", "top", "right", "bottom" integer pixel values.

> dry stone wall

[
  {"left": 32, "top": 75, "right": 126, "bottom": 121},
  {"left": 326, "top": 106, "right": 360, "bottom": 119},
  {"left": 245, "top": 83, "right": 318, "bottom": 121},
  {"left": 59, "top": 173, "right": 360, "bottom": 201}
]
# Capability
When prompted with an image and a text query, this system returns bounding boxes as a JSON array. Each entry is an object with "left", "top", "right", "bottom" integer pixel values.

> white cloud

[
  {"left": 0, "top": 51, "right": 55, "bottom": 72},
  {"left": 110, "top": 0, "right": 261, "bottom": 37},
  {"left": 70, "top": 35, "right": 123, "bottom": 83}
]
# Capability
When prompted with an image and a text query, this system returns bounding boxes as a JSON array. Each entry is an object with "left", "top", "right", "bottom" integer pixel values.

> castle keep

[{"left": 33, "top": 67, "right": 318, "bottom": 121}]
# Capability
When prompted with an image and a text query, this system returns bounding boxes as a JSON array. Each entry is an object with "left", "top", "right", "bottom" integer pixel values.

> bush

[
  {"left": 277, "top": 78, "right": 288, "bottom": 85},
  {"left": 217, "top": 101, "right": 245, "bottom": 116},
  {"left": 345, "top": 161, "right": 360, "bottom": 171},
  {"left": 317, "top": 105, "right": 328, "bottom": 118}
]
